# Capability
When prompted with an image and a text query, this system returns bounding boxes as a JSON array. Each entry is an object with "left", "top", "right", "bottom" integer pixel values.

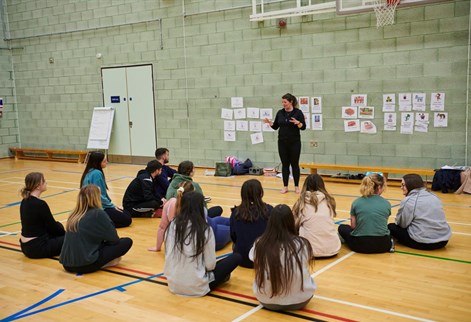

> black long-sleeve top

[
  {"left": 20, "top": 196, "right": 65, "bottom": 238},
  {"left": 271, "top": 108, "right": 306, "bottom": 140}
]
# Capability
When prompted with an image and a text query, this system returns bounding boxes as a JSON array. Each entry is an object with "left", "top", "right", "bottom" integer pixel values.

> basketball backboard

[{"left": 336, "top": 0, "right": 450, "bottom": 15}]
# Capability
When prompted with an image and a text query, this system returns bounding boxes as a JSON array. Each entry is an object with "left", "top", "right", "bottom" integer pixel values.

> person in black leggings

[{"left": 263, "top": 93, "right": 306, "bottom": 194}]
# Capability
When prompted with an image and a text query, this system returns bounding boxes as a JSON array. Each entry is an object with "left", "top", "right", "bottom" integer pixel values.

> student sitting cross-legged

[
  {"left": 249, "top": 204, "right": 316, "bottom": 311},
  {"left": 164, "top": 191, "right": 241, "bottom": 297},
  {"left": 60, "top": 185, "right": 133, "bottom": 274},
  {"left": 122, "top": 160, "right": 166, "bottom": 218}
]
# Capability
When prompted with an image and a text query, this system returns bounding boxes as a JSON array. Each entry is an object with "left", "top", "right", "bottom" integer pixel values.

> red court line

[
  {"left": 114, "top": 266, "right": 355, "bottom": 322},
  {"left": 0, "top": 240, "right": 20, "bottom": 247}
]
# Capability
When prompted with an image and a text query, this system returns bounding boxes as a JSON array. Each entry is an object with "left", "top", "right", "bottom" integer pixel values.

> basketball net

[{"left": 373, "top": 0, "right": 400, "bottom": 28}]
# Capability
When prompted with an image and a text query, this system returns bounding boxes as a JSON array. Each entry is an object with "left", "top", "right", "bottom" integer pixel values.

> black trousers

[
  {"left": 104, "top": 207, "right": 132, "bottom": 228},
  {"left": 63, "top": 237, "right": 133, "bottom": 274},
  {"left": 388, "top": 223, "right": 448, "bottom": 250},
  {"left": 338, "top": 224, "right": 392, "bottom": 254},
  {"left": 278, "top": 139, "right": 301, "bottom": 187},
  {"left": 209, "top": 253, "right": 242, "bottom": 290},
  {"left": 125, "top": 200, "right": 161, "bottom": 218},
  {"left": 20, "top": 234, "right": 64, "bottom": 259}
]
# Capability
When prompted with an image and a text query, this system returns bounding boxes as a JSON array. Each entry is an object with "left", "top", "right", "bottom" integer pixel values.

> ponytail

[{"left": 359, "top": 173, "right": 385, "bottom": 197}]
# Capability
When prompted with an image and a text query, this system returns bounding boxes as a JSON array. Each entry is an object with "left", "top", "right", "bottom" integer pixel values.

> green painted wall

[{"left": 1, "top": 0, "right": 469, "bottom": 169}]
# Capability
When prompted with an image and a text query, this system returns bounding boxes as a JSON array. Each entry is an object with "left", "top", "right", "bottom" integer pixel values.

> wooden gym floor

[{"left": 0, "top": 159, "right": 470, "bottom": 322}]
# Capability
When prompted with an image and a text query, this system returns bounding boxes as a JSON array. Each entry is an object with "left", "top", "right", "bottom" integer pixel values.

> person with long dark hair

[
  {"left": 230, "top": 179, "right": 273, "bottom": 268},
  {"left": 250, "top": 204, "right": 316, "bottom": 311},
  {"left": 19, "top": 172, "right": 65, "bottom": 259},
  {"left": 263, "top": 93, "right": 306, "bottom": 194},
  {"left": 388, "top": 174, "right": 451, "bottom": 250},
  {"left": 338, "top": 173, "right": 393, "bottom": 253},
  {"left": 60, "top": 185, "right": 133, "bottom": 274},
  {"left": 292, "top": 174, "right": 340, "bottom": 258},
  {"left": 80, "top": 151, "right": 131, "bottom": 227},
  {"left": 164, "top": 191, "right": 241, "bottom": 297}
]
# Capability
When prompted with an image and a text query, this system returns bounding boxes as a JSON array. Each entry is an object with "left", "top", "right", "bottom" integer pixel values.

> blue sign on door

[{"left": 111, "top": 96, "right": 120, "bottom": 103}]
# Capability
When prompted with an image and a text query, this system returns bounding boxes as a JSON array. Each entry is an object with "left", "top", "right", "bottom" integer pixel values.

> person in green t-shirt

[{"left": 338, "top": 173, "right": 393, "bottom": 253}]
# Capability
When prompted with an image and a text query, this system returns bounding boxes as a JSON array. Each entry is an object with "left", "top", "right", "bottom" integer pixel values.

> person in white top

[
  {"left": 164, "top": 191, "right": 241, "bottom": 297},
  {"left": 249, "top": 204, "right": 316, "bottom": 311},
  {"left": 292, "top": 174, "right": 341, "bottom": 258}
]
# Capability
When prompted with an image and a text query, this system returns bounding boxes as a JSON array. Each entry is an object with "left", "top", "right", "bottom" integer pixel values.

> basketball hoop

[{"left": 373, "top": 0, "right": 400, "bottom": 28}]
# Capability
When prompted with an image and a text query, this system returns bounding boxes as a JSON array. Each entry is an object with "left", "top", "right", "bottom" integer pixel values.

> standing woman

[
  {"left": 60, "top": 185, "right": 133, "bottom": 274},
  {"left": 263, "top": 93, "right": 306, "bottom": 194},
  {"left": 388, "top": 174, "right": 451, "bottom": 250},
  {"left": 19, "top": 172, "right": 65, "bottom": 259},
  {"left": 292, "top": 174, "right": 341, "bottom": 258},
  {"left": 164, "top": 191, "right": 241, "bottom": 297},
  {"left": 249, "top": 204, "right": 316, "bottom": 311},
  {"left": 80, "top": 151, "right": 132, "bottom": 228},
  {"left": 230, "top": 179, "right": 273, "bottom": 268},
  {"left": 338, "top": 174, "right": 393, "bottom": 253}
]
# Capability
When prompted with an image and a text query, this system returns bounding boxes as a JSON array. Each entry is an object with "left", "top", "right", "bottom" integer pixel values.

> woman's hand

[
  {"left": 290, "top": 117, "right": 302, "bottom": 127},
  {"left": 263, "top": 118, "right": 273, "bottom": 126}
]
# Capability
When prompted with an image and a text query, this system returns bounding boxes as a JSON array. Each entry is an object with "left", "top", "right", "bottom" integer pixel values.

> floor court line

[{"left": 314, "top": 295, "right": 435, "bottom": 322}]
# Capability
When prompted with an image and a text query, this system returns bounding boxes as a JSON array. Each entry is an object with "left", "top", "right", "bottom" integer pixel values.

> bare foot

[
  {"left": 148, "top": 247, "right": 160, "bottom": 252},
  {"left": 295, "top": 187, "right": 300, "bottom": 194},
  {"left": 280, "top": 187, "right": 288, "bottom": 194}
]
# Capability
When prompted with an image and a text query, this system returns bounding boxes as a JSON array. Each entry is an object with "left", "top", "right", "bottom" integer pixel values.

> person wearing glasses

[{"left": 388, "top": 174, "right": 451, "bottom": 250}]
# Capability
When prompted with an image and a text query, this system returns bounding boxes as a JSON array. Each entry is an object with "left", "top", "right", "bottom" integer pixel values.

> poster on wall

[
  {"left": 382, "top": 94, "right": 395, "bottom": 112},
  {"left": 312, "top": 114, "right": 323, "bottom": 130},
  {"left": 430, "top": 92, "right": 445, "bottom": 111},
  {"left": 434, "top": 112, "right": 448, "bottom": 127},
  {"left": 398, "top": 93, "right": 412, "bottom": 111},
  {"left": 260, "top": 108, "right": 273, "bottom": 120},
  {"left": 360, "top": 121, "right": 377, "bottom": 134},
  {"left": 298, "top": 96, "right": 310, "bottom": 113},
  {"left": 250, "top": 132, "right": 264, "bottom": 144},
  {"left": 358, "top": 106, "right": 374, "bottom": 119},
  {"left": 415, "top": 112, "right": 429, "bottom": 133},
  {"left": 400, "top": 112, "right": 414, "bottom": 134},
  {"left": 247, "top": 107, "right": 260, "bottom": 119},
  {"left": 231, "top": 97, "right": 244, "bottom": 108},
  {"left": 311, "top": 97, "right": 322, "bottom": 113},
  {"left": 384, "top": 112, "right": 397, "bottom": 131},
  {"left": 342, "top": 106, "right": 358, "bottom": 118},
  {"left": 344, "top": 119, "right": 360, "bottom": 132},
  {"left": 224, "top": 131, "right": 236, "bottom": 142},
  {"left": 412, "top": 93, "right": 426, "bottom": 111},
  {"left": 351, "top": 94, "right": 367, "bottom": 107}
]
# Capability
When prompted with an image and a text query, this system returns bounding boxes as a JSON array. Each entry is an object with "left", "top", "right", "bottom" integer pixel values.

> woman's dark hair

[
  {"left": 234, "top": 179, "right": 269, "bottom": 222},
  {"left": 254, "top": 204, "right": 313, "bottom": 297},
  {"left": 80, "top": 151, "right": 107, "bottom": 188},
  {"left": 282, "top": 93, "right": 298, "bottom": 108},
  {"left": 169, "top": 191, "right": 209, "bottom": 260},
  {"left": 178, "top": 160, "right": 194, "bottom": 176},
  {"left": 403, "top": 174, "right": 425, "bottom": 196}
]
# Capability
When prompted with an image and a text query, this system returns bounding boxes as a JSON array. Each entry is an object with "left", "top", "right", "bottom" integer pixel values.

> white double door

[{"left": 102, "top": 65, "right": 156, "bottom": 158}]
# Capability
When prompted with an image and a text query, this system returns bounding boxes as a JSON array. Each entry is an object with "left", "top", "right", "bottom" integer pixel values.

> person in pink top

[
  {"left": 292, "top": 174, "right": 340, "bottom": 258},
  {"left": 148, "top": 181, "right": 192, "bottom": 252}
]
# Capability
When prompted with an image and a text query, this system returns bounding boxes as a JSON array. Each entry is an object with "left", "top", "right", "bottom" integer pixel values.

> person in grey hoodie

[{"left": 388, "top": 174, "right": 452, "bottom": 250}]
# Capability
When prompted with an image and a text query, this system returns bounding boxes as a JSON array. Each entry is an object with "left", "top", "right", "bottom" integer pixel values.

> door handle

[{"left": 129, "top": 121, "right": 133, "bottom": 128}]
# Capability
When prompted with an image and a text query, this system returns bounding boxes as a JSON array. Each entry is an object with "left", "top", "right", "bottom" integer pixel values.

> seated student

[
  {"left": 60, "top": 185, "right": 133, "bottom": 274},
  {"left": 166, "top": 160, "right": 222, "bottom": 218},
  {"left": 338, "top": 173, "right": 393, "bottom": 254},
  {"left": 122, "top": 160, "right": 166, "bottom": 218},
  {"left": 80, "top": 151, "right": 132, "bottom": 228},
  {"left": 164, "top": 191, "right": 241, "bottom": 297},
  {"left": 249, "top": 204, "right": 316, "bottom": 311},
  {"left": 230, "top": 179, "right": 273, "bottom": 268},
  {"left": 149, "top": 181, "right": 230, "bottom": 252},
  {"left": 292, "top": 174, "right": 341, "bottom": 258},
  {"left": 19, "top": 172, "right": 65, "bottom": 259},
  {"left": 388, "top": 174, "right": 452, "bottom": 250},
  {"left": 154, "top": 147, "right": 177, "bottom": 198}
]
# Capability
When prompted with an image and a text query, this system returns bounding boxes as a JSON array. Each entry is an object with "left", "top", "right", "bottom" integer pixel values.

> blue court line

[
  {"left": 0, "top": 189, "right": 77, "bottom": 210},
  {"left": 3, "top": 272, "right": 165, "bottom": 321},
  {"left": 2, "top": 289, "right": 65, "bottom": 322}
]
